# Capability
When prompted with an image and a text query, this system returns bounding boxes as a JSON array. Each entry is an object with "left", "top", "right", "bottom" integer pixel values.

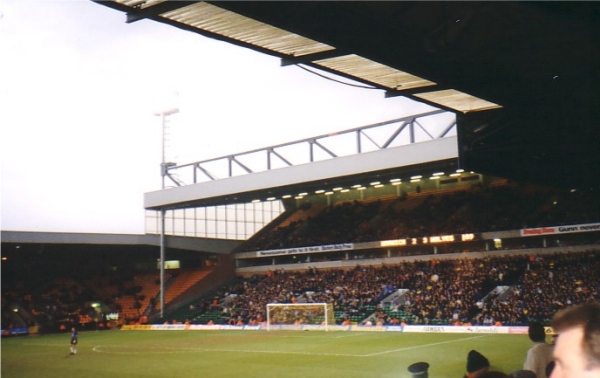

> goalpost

[{"left": 266, "top": 303, "right": 335, "bottom": 331}]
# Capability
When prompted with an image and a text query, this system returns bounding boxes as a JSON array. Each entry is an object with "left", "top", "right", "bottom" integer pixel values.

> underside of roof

[{"left": 94, "top": 1, "right": 600, "bottom": 189}]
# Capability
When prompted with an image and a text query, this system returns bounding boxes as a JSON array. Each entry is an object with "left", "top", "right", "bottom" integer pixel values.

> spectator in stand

[
  {"left": 550, "top": 301, "right": 600, "bottom": 378},
  {"left": 523, "top": 322, "right": 554, "bottom": 378}
]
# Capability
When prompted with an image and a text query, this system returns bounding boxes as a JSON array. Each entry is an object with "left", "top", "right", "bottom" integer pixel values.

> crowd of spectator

[
  {"left": 483, "top": 251, "right": 600, "bottom": 324},
  {"left": 243, "top": 183, "right": 600, "bottom": 252},
  {"left": 1, "top": 265, "right": 166, "bottom": 332},
  {"left": 191, "top": 249, "right": 598, "bottom": 327},
  {"left": 15, "top": 245, "right": 592, "bottom": 330}
]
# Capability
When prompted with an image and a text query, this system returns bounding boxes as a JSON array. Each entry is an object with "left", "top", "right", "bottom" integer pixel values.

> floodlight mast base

[{"left": 154, "top": 108, "right": 178, "bottom": 320}]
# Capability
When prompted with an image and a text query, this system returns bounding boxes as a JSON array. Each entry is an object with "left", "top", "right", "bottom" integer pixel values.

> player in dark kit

[{"left": 70, "top": 327, "right": 78, "bottom": 355}]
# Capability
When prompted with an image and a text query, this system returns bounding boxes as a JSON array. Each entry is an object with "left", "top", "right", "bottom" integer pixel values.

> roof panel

[
  {"left": 162, "top": 2, "right": 334, "bottom": 57},
  {"left": 112, "top": 1, "right": 501, "bottom": 113},
  {"left": 314, "top": 54, "right": 436, "bottom": 91},
  {"left": 414, "top": 89, "right": 502, "bottom": 114},
  {"left": 116, "top": 0, "right": 166, "bottom": 10}
]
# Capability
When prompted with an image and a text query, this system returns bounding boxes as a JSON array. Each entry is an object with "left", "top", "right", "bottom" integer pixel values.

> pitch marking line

[
  {"left": 23, "top": 343, "right": 69, "bottom": 347},
  {"left": 92, "top": 345, "right": 360, "bottom": 357},
  {"left": 93, "top": 335, "right": 486, "bottom": 357},
  {"left": 281, "top": 333, "right": 365, "bottom": 339},
  {"left": 363, "top": 335, "right": 487, "bottom": 357}
]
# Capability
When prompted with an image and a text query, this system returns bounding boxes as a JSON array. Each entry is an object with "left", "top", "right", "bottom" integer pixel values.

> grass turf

[{"left": 1, "top": 330, "right": 532, "bottom": 377}]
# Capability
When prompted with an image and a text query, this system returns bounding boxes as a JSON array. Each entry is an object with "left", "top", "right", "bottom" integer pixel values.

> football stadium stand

[{"left": 2, "top": 181, "right": 598, "bottom": 332}]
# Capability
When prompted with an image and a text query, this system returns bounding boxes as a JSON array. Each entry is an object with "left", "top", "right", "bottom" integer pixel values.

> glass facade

[{"left": 145, "top": 200, "right": 285, "bottom": 240}]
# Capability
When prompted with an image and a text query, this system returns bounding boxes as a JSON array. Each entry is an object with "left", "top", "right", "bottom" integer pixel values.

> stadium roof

[
  {"left": 145, "top": 113, "right": 459, "bottom": 210},
  {"left": 93, "top": 1, "right": 600, "bottom": 189},
  {"left": 1, "top": 231, "right": 240, "bottom": 254}
]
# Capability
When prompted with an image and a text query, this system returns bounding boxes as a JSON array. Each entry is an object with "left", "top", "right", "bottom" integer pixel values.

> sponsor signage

[
  {"left": 121, "top": 324, "right": 153, "bottom": 331},
  {"left": 507, "top": 327, "right": 529, "bottom": 334},
  {"left": 401, "top": 325, "right": 509, "bottom": 334},
  {"left": 119, "top": 324, "right": 528, "bottom": 335},
  {"left": 2, "top": 327, "right": 29, "bottom": 336},
  {"left": 256, "top": 243, "right": 353, "bottom": 257},
  {"left": 521, "top": 222, "right": 600, "bottom": 237}
]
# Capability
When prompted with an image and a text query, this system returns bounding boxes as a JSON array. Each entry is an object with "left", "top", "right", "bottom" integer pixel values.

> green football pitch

[{"left": 1, "top": 330, "right": 532, "bottom": 377}]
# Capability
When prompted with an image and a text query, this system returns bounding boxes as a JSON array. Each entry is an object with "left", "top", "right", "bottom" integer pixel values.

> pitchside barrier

[
  {"left": 1, "top": 327, "right": 30, "bottom": 337},
  {"left": 120, "top": 324, "right": 548, "bottom": 335}
]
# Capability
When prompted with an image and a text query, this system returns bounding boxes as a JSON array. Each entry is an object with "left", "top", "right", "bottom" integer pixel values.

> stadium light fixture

[
  {"left": 153, "top": 107, "right": 179, "bottom": 117},
  {"left": 154, "top": 107, "right": 179, "bottom": 181}
]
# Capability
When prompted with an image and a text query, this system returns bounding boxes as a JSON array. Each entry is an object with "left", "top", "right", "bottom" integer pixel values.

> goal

[{"left": 266, "top": 303, "right": 335, "bottom": 331}]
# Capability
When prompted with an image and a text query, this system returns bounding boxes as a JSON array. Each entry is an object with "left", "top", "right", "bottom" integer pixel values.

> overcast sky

[{"left": 0, "top": 0, "right": 438, "bottom": 234}]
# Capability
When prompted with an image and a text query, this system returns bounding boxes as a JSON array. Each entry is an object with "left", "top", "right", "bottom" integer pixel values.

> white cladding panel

[{"left": 144, "top": 136, "right": 458, "bottom": 209}]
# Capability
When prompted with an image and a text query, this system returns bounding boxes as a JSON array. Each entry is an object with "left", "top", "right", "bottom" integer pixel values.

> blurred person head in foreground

[
  {"left": 464, "top": 349, "right": 491, "bottom": 378},
  {"left": 550, "top": 301, "right": 600, "bottom": 378}
]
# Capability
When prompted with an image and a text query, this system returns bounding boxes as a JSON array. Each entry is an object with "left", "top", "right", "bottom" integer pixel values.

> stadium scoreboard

[{"left": 380, "top": 233, "right": 479, "bottom": 247}]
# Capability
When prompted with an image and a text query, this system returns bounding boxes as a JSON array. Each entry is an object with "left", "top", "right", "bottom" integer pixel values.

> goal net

[{"left": 266, "top": 303, "right": 335, "bottom": 331}]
